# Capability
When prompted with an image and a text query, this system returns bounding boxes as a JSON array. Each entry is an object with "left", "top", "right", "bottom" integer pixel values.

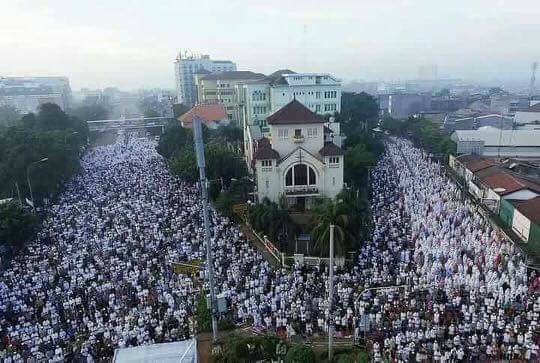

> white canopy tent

[{"left": 113, "top": 340, "right": 197, "bottom": 363}]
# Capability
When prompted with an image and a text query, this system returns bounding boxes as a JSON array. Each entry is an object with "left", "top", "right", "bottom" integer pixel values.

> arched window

[{"left": 285, "top": 164, "right": 317, "bottom": 187}]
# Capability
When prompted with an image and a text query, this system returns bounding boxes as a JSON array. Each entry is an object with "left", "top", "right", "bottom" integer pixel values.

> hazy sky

[{"left": 2, "top": 0, "right": 539, "bottom": 90}]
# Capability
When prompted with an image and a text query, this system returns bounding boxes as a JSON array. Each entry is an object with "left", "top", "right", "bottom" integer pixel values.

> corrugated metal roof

[
  {"left": 456, "top": 155, "right": 495, "bottom": 172},
  {"left": 452, "top": 129, "right": 540, "bottom": 147},
  {"left": 511, "top": 197, "right": 540, "bottom": 225}
]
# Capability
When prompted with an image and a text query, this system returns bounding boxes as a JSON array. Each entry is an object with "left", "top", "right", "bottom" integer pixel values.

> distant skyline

[{"left": 2, "top": 0, "right": 539, "bottom": 90}]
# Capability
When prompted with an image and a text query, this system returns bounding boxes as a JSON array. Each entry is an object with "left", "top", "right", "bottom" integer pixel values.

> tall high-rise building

[{"left": 174, "top": 51, "right": 236, "bottom": 106}]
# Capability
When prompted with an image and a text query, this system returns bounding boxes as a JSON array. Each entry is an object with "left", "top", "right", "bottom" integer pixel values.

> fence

[
  {"left": 294, "top": 254, "right": 346, "bottom": 267},
  {"left": 248, "top": 226, "right": 282, "bottom": 264}
]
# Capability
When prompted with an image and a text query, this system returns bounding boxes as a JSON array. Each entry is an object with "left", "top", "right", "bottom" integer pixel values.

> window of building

[
  {"left": 324, "top": 104, "right": 337, "bottom": 112},
  {"left": 329, "top": 157, "right": 339, "bottom": 164},
  {"left": 261, "top": 160, "right": 272, "bottom": 167},
  {"left": 307, "top": 127, "right": 318, "bottom": 138},
  {"left": 332, "top": 177, "right": 336, "bottom": 186},
  {"left": 285, "top": 169, "right": 293, "bottom": 186},
  {"left": 278, "top": 128, "right": 289, "bottom": 139},
  {"left": 265, "top": 179, "right": 269, "bottom": 189},
  {"left": 309, "top": 167, "right": 316, "bottom": 185},
  {"left": 316, "top": 104, "right": 321, "bottom": 112},
  {"left": 285, "top": 164, "right": 317, "bottom": 186},
  {"left": 316, "top": 91, "right": 321, "bottom": 99},
  {"left": 294, "top": 129, "right": 302, "bottom": 138}
]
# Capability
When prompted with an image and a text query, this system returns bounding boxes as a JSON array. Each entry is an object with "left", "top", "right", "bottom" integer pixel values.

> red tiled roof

[
  {"left": 512, "top": 197, "right": 540, "bottom": 225},
  {"left": 266, "top": 99, "right": 325, "bottom": 125},
  {"left": 457, "top": 154, "right": 495, "bottom": 172},
  {"left": 179, "top": 103, "right": 227, "bottom": 127}
]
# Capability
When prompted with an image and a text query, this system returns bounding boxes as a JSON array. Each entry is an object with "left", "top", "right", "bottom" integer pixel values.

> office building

[
  {"left": 174, "top": 52, "right": 236, "bottom": 106},
  {"left": 0, "top": 76, "right": 72, "bottom": 113},
  {"left": 237, "top": 70, "right": 342, "bottom": 131},
  {"left": 196, "top": 71, "right": 265, "bottom": 125}
]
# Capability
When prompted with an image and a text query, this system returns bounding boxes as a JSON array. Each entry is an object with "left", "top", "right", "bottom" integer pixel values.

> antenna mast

[{"left": 530, "top": 61, "right": 538, "bottom": 97}]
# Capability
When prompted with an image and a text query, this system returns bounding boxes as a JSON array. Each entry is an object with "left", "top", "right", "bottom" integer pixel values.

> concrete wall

[
  {"left": 269, "top": 124, "right": 325, "bottom": 157},
  {"left": 270, "top": 85, "right": 341, "bottom": 115},
  {"left": 482, "top": 146, "right": 540, "bottom": 158},
  {"left": 514, "top": 111, "right": 540, "bottom": 125},
  {"left": 499, "top": 198, "right": 514, "bottom": 227},
  {"left": 512, "top": 208, "right": 531, "bottom": 242}
]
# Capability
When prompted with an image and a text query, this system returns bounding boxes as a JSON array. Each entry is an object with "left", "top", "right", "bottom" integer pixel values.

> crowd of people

[
  {"left": 352, "top": 139, "right": 540, "bottom": 361},
  {"left": 1, "top": 136, "right": 539, "bottom": 361}
]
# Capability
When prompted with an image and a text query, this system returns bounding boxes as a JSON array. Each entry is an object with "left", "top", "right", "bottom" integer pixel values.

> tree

[
  {"left": 311, "top": 198, "right": 349, "bottom": 257},
  {"left": 209, "top": 124, "right": 243, "bottom": 144},
  {"left": 401, "top": 116, "right": 456, "bottom": 160},
  {"left": 0, "top": 105, "right": 21, "bottom": 127},
  {"left": 338, "top": 92, "right": 379, "bottom": 137},
  {"left": 173, "top": 103, "right": 190, "bottom": 118},
  {"left": 34, "top": 103, "right": 71, "bottom": 131},
  {"left": 0, "top": 201, "right": 37, "bottom": 249},
  {"left": 143, "top": 108, "right": 160, "bottom": 118},
  {"left": 214, "top": 191, "right": 236, "bottom": 218},
  {"left": 169, "top": 146, "right": 198, "bottom": 182},
  {"left": 285, "top": 345, "right": 316, "bottom": 363},
  {"left": 338, "top": 189, "right": 371, "bottom": 245},
  {"left": 344, "top": 144, "right": 376, "bottom": 189},
  {"left": 248, "top": 197, "right": 295, "bottom": 247},
  {"left": 156, "top": 122, "right": 192, "bottom": 159},
  {"left": 0, "top": 104, "right": 87, "bottom": 201},
  {"left": 381, "top": 115, "right": 403, "bottom": 135},
  {"left": 69, "top": 104, "right": 108, "bottom": 121}
]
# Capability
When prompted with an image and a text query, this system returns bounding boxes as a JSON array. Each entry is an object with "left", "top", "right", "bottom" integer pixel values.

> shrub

[{"left": 285, "top": 344, "right": 316, "bottom": 363}]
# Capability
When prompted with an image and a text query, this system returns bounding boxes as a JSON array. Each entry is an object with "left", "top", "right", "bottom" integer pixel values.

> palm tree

[
  {"left": 337, "top": 189, "right": 372, "bottom": 245},
  {"left": 310, "top": 198, "right": 349, "bottom": 257}
]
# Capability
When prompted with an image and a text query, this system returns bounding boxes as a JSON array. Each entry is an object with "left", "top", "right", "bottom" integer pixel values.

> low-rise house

[
  {"left": 499, "top": 197, "right": 540, "bottom": 248},
  {"left": 178, "top": 103, "right": 229, "bottom": 129}
]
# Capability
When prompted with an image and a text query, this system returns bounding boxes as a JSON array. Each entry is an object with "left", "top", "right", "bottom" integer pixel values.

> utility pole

[
  {"left": 193, "top": 118, "right": 218, "bottom": 343},
  {"left": 15, "top": 182, "right": 22, "bottom": 207},
  {"left": 27, "top": 158, "right": 48, "bottom": 214},
  {"left": 328, "top": 224, "right": 335, "bottom": 362}
]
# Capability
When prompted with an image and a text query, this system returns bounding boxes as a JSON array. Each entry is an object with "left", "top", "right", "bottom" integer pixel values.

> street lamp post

[
  {"left": 328, "top": 224, "right": 335, "bottom": 362},
  {"left": 192, "top": 118, "right": 219, "bottom": 343},
  {"left": 27, "top": 158, "right": 48, "bottom": 213}
]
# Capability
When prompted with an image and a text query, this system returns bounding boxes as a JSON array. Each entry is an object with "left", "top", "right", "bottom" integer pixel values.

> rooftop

[
  {"left": 456, "top": 154, "right": 495, "bottom": 172},
  {"left": 179, "top": 103, "right": 227, "bottom": 127},
  {"left": 480, "top": 172, "right": 528, "bottom": 195},
  {"left": 201, "top": 71, "right": 266, "bottom": 81},
  {"left": 253, "top": 138, "right": 280, "bottom": 160},
  {"left": 319, "top": 142, "right": 344, "bottom": 157},
  {"left": 522, "top": 103, "right": 540, "bottom": 112},
  {"left": 511, "top": 197, "right": 540, "bottom": 225},
  {"left": 452, "top": 129, "right": 540, "bottom": 147},
  {"left": 266, "top": 99, "right": 325, "bottom": 125}
]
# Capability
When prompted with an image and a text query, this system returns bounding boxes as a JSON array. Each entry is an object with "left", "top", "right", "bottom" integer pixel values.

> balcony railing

[
  {"left": 293, "top": 135, "right": 305, "bottom": 143},
  {"left": 284, "top": 185, "right": 319, "bottom": 195}
]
